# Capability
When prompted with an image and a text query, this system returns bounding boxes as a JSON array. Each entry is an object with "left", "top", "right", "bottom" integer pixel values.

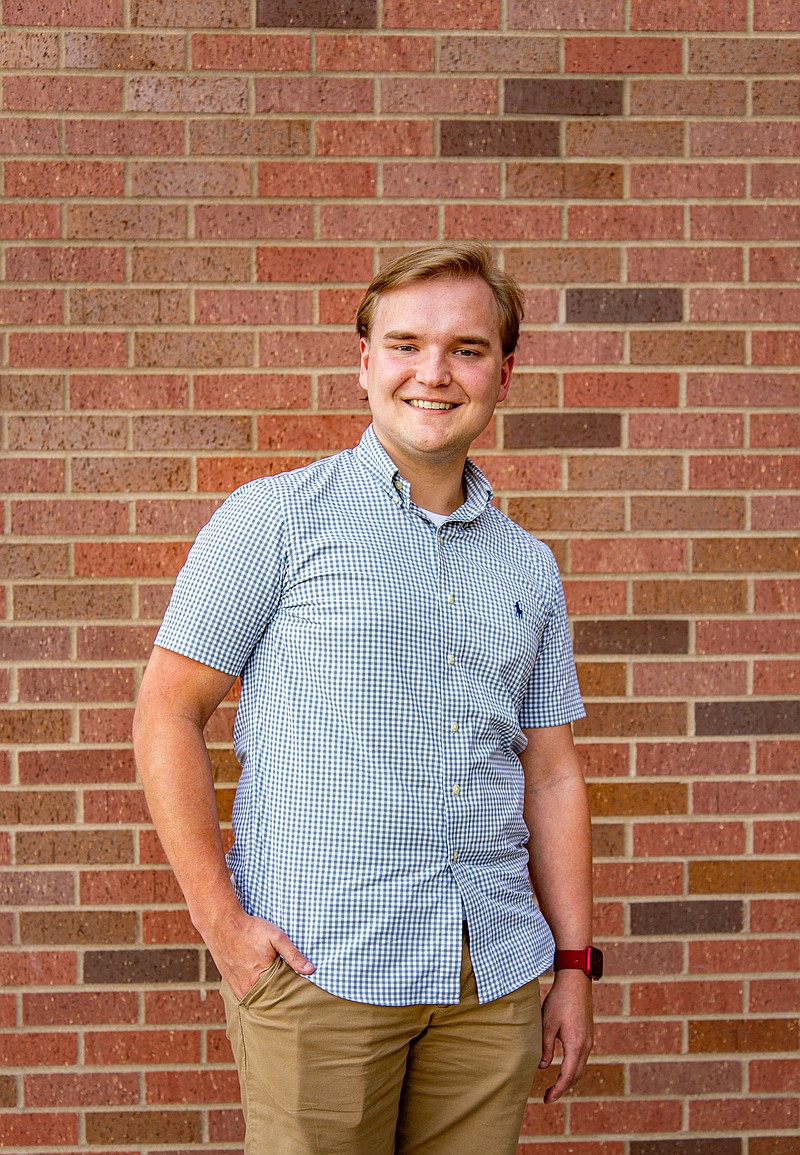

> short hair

[{"left": 355, "top": 242, "right": 524, "bottom": 357}]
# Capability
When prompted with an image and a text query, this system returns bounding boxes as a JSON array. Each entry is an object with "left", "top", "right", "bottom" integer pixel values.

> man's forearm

[{"left": 525, "top": 771, "right": 593, "bottom": 949}]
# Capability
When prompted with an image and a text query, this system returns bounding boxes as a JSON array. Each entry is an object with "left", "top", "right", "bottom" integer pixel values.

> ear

[
  {"left": 358, "top": 337, "right": 370, "bottom": 391},
  {"left": 497, "top": 353, "right": 514, "bottom": 403}
]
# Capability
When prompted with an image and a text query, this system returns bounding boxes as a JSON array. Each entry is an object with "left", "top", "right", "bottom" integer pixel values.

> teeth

[{"left": 407, "top": 399, "right": 455, "bottom": 410}]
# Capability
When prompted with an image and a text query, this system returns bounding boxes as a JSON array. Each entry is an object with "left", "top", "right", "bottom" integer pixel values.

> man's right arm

[{"left": 132, "top": 645, "right": 314, "bottom": 998}]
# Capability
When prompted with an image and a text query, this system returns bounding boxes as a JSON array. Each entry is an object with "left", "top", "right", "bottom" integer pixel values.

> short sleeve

[
  {"left": 155, "top": 479, "right": 284, "bottom": 676},
  {"left": 518, "top": 549, "right": 585, "bottom": 729}
]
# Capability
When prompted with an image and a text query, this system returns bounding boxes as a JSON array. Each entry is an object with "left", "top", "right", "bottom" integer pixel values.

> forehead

[{"left": 370, "top": 276, "right": 502, "bottom": 341}]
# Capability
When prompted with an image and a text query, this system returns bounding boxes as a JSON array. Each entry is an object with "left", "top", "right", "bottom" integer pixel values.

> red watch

[{"left": 553, "top": 946, "right": 603, "bottom": 980}]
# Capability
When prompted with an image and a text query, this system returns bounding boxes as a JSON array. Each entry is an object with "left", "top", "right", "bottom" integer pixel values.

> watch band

[{"left": 553, "top": 946, "right": 603, "bottom": 980}]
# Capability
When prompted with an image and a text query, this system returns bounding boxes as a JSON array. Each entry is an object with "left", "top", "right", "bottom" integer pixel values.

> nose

[{"left": 415, "top": 349, "right": 451, "bottom": 387}]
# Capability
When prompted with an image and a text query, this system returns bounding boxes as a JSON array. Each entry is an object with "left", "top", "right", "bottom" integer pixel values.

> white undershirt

[{"left": 418, "top": 508, "right": 449, "bottom": 527}]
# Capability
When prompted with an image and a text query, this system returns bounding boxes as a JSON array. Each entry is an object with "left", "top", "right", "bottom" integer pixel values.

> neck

[{"left": 375, "top": 435, "right": 468, "bottom": 515}]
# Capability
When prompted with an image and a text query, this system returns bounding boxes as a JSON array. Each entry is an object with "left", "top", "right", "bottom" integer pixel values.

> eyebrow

[{"left": 382, "top": 330, "right": 492, "bottom": 349}]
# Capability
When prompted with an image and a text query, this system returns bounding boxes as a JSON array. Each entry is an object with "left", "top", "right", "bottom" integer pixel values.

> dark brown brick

[
  {"left": 84, "top": 949, "right": 200, "bottom": 984},
  {"left": 504, "top": 413, "right": 620, "bottom": 449},
  {"left": 631, "top": 1141, "right": 742, "bottom": 1155},
  {"left": 574, "top": 620, "right": 689, "bottom": 655},
  {"left": 506, "top": 162, "right": 622, "bottom": 199},
  {"left": 689, "top": 1018, "right": 798, "bottom": 1054},
  {"left": 441, "top": 120, "right": 559, "bottom": 157},
  {"left": 588, "top": 782, "right": 687, "bottom": 817},
  {"left": 567, "top": 288, "right": 683, "bottom": 324},
  {"left": 575, "top": 702, "right": 687, "bottom": 737},
  {"left": 21, "top": 911, "right": 136, "bottom": 945},
  {"left": 0, "top": 1075, "right": 15, "bottom": 1108},
  {"left": 631, "top": 901, "right": 743, "bottom": 936},
  {"left": 86, "top": 1109, "right": 201, "bottom": 1145},
  {"left": 257, "top": 0, "right": 376, "bottom": 26},
  {"left": 505, "top": 78, "right": 622, "bottom": 115},
  {"left": 696, "top": 701, "right": 799, "bottom": 737}
]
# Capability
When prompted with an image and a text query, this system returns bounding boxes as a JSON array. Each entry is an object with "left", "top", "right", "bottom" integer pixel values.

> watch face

[{"left": 589, "top": 947, "right": 604, "bottom": 980}]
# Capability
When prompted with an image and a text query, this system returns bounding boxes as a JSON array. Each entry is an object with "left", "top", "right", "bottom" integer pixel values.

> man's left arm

[{"left": 520, "top": 722, "right": 594, "bottom": 1104}]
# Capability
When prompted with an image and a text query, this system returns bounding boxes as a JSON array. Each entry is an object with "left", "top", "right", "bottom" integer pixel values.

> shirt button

[
  {"left": 393, "top": 496, "right": 401, "bottom": 505},
  {"left": 452, "top": 851, "right": 459, "bottom": 863},
  {"left": 451, "top": 721, "right": 459, "bottom": 733},
  {"left": 448, "top": 654, "right": 455, "bottom": 666},
  {"left": 452, "top": 783, "right": 461, "bottom": 795},
  {"left": 393, "top": 478, "right": 402, "bottom": 491},
  {"left": 448, "top": 594, "right": 455, "bottom": 605}
]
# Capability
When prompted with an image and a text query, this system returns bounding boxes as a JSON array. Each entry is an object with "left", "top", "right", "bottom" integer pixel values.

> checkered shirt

[{"left": 156, "top": 425, "right": 585, "bottom": 1006}]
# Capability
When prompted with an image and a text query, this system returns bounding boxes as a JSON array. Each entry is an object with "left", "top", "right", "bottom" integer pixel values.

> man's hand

[
  {"left": 538, "top": 969, "right": 594, "bottom": 1103},
  {"left": 203, "top": 906, "right": 315, "bottom": 1001}
]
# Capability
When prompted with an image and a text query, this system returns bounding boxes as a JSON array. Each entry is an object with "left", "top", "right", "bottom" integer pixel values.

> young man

[{"left": 133, "top": 243, "right": 597, "bottom": 1155}]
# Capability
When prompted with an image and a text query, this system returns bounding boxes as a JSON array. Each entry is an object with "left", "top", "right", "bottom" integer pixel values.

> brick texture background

[{"left": 1, "top": 1, "right": 799, "bottom": 1151}]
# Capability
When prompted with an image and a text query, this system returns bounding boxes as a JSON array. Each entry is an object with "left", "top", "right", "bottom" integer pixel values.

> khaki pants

[{"left": 221, "top": 933, "right": 542, "bottom": 1155}]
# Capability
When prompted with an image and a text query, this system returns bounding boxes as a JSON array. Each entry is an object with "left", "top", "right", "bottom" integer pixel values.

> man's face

[{"left": 359, "top": 276, "right": 513, "bottom": 475}]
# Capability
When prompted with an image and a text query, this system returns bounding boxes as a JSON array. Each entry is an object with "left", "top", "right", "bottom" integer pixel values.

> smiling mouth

[{"left": 406, "top": 399, "right": 458, "bottom": 410}]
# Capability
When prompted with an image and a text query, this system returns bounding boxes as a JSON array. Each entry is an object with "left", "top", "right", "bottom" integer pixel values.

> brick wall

[{"left": 1, "top": 1, "right": 799, "bottom": 1151}]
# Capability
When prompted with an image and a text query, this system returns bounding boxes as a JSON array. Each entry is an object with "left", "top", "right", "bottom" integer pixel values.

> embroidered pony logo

[{"left": 514, "top": 600, "right": 523, "bottom": 619}]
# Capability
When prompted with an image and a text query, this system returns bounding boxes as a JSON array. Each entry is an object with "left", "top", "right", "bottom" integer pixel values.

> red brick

[
  {"left": 633, "top": 660, "right": 746, "bottom": 697},
  {"left": 382, "top": 0, "right": 497, "bottom": 26},
  {"left": 23, "top": 990, "right": 134, "bottom": 1028},
  {"left": 131, "top": 161, "right": 250, "bottom": 198},
  {"left": 70, "top": 288, "right": 189, "bottom": 327},
  {"left": 0, "top": 543, "right": 68, "bottom": 579},
  {"left": 128, "top": 75, "right": 247, "bottom": 113},
  {"left": 320, "top": 205, "right": 438, "bottom": 241},
  {"left": 754, "top": 660, "right": 800, "bottom": 695},
  {"left": 381, "top": 77, "right": 496, "bottom": 114},
  {"left": 65, "top": 117, "right": 183, "bottom": 155},
  {"left": 86, "top": 1028, "right": 200, "bottom": 1066},
  {"left": 0, "top": 374, "right": 63, "bottom": 410},
  {"left": 470, "top": 455, "right": 561, "bottom": 492},
  {"left": 690, "top": 1098, "right": 798, "bottom": 1133},
  {"left": 145, "top": 988, "right": 225, "bottom": 1025},
  {"left": 83, "top": 789, "right": 151, "bottom": 823},
  {"left": 134, "top": 331, "right": 252, "bottom": 369},
  {"left": 631, "top": 0, "right": 746, "bottom": 29},
  {"left": 508, "top": 0, "right": 623, "bottom": 27},
  {"left": 194, "top": 290, "right": 312, "bottom": 326},
  {"left": 753, "top": 332, "right": 800, "bottom": 367},
  {"left": 570, "top": 205, "right": 683, "bottom": 240},
  {"left": 445, "top": 205, "right": 559, "bottom": 241},
  {"left": 0, "top": 950, "right": 76, "bottom": 986},
  {"left": 75, "top": 542, "right": 188, "bottom": 578},
  {"left": 694, "top": 779, "right": 800, "bottom": 816},
  {"left": 146, "top": 1068, "right": 240, "bottom": 1104},
  {"left": 316, "top": 120, "right": 432, "bottom": 157},
  {"left": 12, "top": 500, "right": 127, "bottom": 536},
  {"left": 751, "top": 896, "right": 800, "bottom": 930},
  {"left": 755, "top": 0, "right": 800, "bottom": 27},
  {"left": 638, "top": 739, "right": 750, "bottom": 777},
  {"left": 630, "top": 78, "right": 746, "bottom": 116},
  {"left": 25, "top": 1072, "right": 139, "bottom": 1108},
  {"left": 6, "top": 160, "right": 123, "bottom": 198},
  {"left": 697, "top": 619, "right": 800, "bottom": 655},
  {"left": 80, "top": 868, "right": 182, "bottom": 905},
  {"left": 593, "top": 861, "right": 683, "bottom": 896},
  {"left": 692, "top": 288, "right": 800, "bottom": 324},
  {"left": 571, "top": 1098, "right": 682, "bottom": 1134},
  {"left": 142, "top": 908, "right": 203, "bottom": 944},
  {"left": 631, "top": 163, "right": 745, "bottom": 199},
  {"left": 197, "top": 455, "right": 315, "bottom": 491},
  {"left": 751, "top": 248, "right": 800, "bottom": 285},
  {"left": 1, "top": 1031, "right": 78, "bottom": 1066},
  {"left": 629, "top": 413, "right": 742, "bottom": 449},
  {"left": 263, "top": 79, "right": 376, "bottom": 119},
  {"left": 135, "top": 499, "right": 218, "bottom": 535},
  {"left": 194, "top": 373, "right": 310, "bottom": 410},
  {"left": 563, "top": 372, "right": 678, "bottom": 408},
  {"left": 750, "top": 1059, "right": 800, "bottom": 1093},
  {"left": 570, "top": 538, "right": 685, "bottom": 574},
  {"left": 0, "top": 204, "right": 60, "bottom": 239},
  {"left": 0, "top": 116, "right": 60, "bottom": 153},
  {"left": 192, "top": 120, "right": 303, "bottom": 158},
  {"left": 750, "top": 978, "right": 800, "bottom": 1013},
  {"left": 3, "top": 76, "right": 121, "bottom": 112},
  {"left": 80, "top": 707, "right": 136, "bottom": 744},
  {"left": 256, "top": 245, "right": 373, "bottom": 283},
  {"left": 627, "top": 246, "right": 742, "bottom": 283},
  {"left": 690, "top": 938, "right": 799, "bottom": 977},
  {"left": 6, "top": 246, "right": 124, "bottom": 283},
  {"left": 67, "top": 204, "right": 186, "bottom": 240},
  {"left": 752, "top": 415, "right": 800, "bottom": 449},
  {"left": 258, "top": 331, "right": 356, "bottom": 370},
  {"left": 0, "top": 290, "right": 60, "bottom": 326},
  {"left": 0, "top": 1113, "right": 79, "bottom": 1147},
  {"left": 515, "top": 331, "right": 622, "bottom": 367},
  {"left": 0, "top": 30, "right": 58, "bottom": 67},
  {"left": 693, "top": 205, "right": 800, "bottom": 241},
  {"left": 630, "top": 1059, "right": 742, "bottom": 1096},
  {"left": 691, "top": 455, "right": 798, "bottom": 490},
  {"left": 566, "top": 37, "right": 682, "bottom": 73},
  {"left": 563, "top": 580, "right": 627, "bottom": 615},
  {"left": 192, "top": 32, "right": 309, "bottom": 69},
  {"left": 258, "top": 161, "right": 378, "bottom": 197},
  {"left": 687, "top": 372, "right": 800, "bottom": 407},
  {"left": 72, "top": 456, "right": 189, "bottom": 494},
  {"left": 753, "top": 164, "right": 800, "bottom": 199},
  {"left": 316, "top": 34, "right": 434, "bottom": 71},
  {"left": 5, "top": 0, "right": 122, "bottom": 22},
  {"left": 631, "top": 979, "right": 743, "bottom": 1016},
  {"left": 319, "top": 289, "right": 368, "bottom": 326},
  {"left": 693, "top": 121, "right": 800, "bottom": 158},
  {"left": 755, "top": 582, "right": 800, "bottom": 616},
  {"left": 258, "top": 414, "right": 368, "bottom": 450},
  {"left": 753, "top": 80, "right": 800, "bottom": 115},
  {"left": 132, "top": 245, "right": 249, "bottom": 283}
]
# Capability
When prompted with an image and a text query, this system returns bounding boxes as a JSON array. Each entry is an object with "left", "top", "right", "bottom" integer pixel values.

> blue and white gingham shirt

[{"left": 156, "top": 425, "right": 585, "bottom": 1006}]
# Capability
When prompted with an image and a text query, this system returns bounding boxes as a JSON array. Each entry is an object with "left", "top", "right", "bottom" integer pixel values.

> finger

[{"left": 269, "top": 929, "right": 315, "bottom": 975}]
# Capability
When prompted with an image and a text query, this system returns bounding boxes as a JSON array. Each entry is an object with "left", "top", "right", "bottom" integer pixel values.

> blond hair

[{"left": 355, "top": 242, "right": 524, "bottom": 357}]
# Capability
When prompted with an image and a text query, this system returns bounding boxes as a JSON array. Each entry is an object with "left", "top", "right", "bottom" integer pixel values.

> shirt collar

[{"left": 353, "top": 423, "right": 494, "bottom": 524}]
